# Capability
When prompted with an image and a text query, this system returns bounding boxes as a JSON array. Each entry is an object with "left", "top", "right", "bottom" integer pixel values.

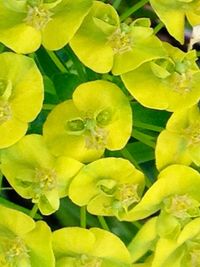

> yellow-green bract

[
  {"left": 0, "top": 0, "right": 93, "bottom": 53},
  {"left": 152, "top": 218, "right": 200, "bottom": 267},
  {"left": 0, "top": 134, "right": 83, "bottom": 215},
  {"left": 124, "top": 165, "right": 200, "bottom": 238},
  {"left": 68, "top": 157, "right": 145, "bottom": 220},
  {"left": 70, "top": 1, "right": 166, "bottom": 75},
  {"left": 0, "top": 52, "right": 43, "bottom": 148},
  {"left": 150, "top": 0, "right": 200, "bottom": 44},
  {"left": 0, "top": 205, "right": 55, "bottom": 266},
  {"left": 43, "top": 80, "right": 132, "bottom": 163},
  {"left": 156, "top": 105, "right": 200, "bottom": 170},
  {"left": 122, "top": 42, "right": 200, "bottom": 112},
  {"left": 52, "top": 227, "right": 132, "bottom": 267}
]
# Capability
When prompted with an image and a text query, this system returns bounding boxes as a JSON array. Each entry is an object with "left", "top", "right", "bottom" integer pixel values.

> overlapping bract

[
  {"left": 0, "top": 0, "right": 93, "bottom": 53},
  {"left": 69, "top": 157, "right": 145, "bottom": 219},
  {"left": 122, "top": 42, "right": 200, "bottom": 112},
  {"left": 0, "top": 0, "right": 199, "bottom": 266},
  {"left": 150, "top": 0, "right": 200, "bottom": 44},
  {"left": 0, "top": 52, "right": 43, "bottom": 148},
  {"left": 0, "top": 205, "right": 54, "bottom": 267},
  {"left": 43, "top": 80, "right": 132, "bottom": 163},
  {"left": 70, "top": 1, "right": 166, "bottom": 74},
  {"left": 53, "top": 227, "right": 132, "bottom": 267},
  {"left": 0, "top": 134, "right": 83, "bottom": 215},
  {"left": 156, "top": 104, "right": 200, "bottom": 170}
]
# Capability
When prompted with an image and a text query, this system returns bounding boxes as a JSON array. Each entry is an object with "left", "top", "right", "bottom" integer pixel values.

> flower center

[
  {"left": 32, "top": 168, "right": 57, "bottom": 201},
  {"left": 164, "top": 194, "right": 200, "bottom": 220},
  {"left": 65, "top": 109, "right": 113, "bottom": 150},
  {"left": 0, "top": 102, "right": 12, "bottom": 124},
  {"left": 3, "top": 236, "right": 29, "bottom": 265},
  {"left": 190, "top": 248, "right": 200, "bottom": 267},
  {"left": 109, "top": 183, "right": 140, "bottom": 214},
  {"left": 24, "top": 3, "right": 53, "bottom": 30},
  {"left": 78, "top": 254, "right": 102, "bottom": 267},
  {"left": 184, "top": 122, "right": 200, "bottom": 146},
  {"left": 107, "top": 24, "right": 132, "bottom": 54}
]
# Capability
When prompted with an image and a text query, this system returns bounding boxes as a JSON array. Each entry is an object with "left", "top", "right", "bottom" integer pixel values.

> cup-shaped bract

[
  {"left": 150, "top": 0, "right": 200, "bottom": 44},
  {"left": 52, "top": 227, "right": 132, "bottom": 267},
  {"left": 70, "top": 1, "right": 166, "bottom": 75},
  {"left": 0, "top": 52, "right": 43, "bottom": 148},
  {"left": 124, "top": 165, "right": 200, "bottom": 237},
  {"left": 122, "top": 42, "right": 200, "bottom": 112},
  {"left": 152, "top": 218, "right": 200, "bottom": 267},
  {"left": 68, "top": 157, "right": 145, "bottom": 219},
  {"left": 156, "top": 105, "right": 200, "bottom": 170},
  {"left": 0, "top": 205, "right": 55, "bottom": 267},
  {"left": 0, "top": 0, "right": 93, "bottom": 53},
  {"left": 0, "top": 134, "right": 83, "bottom": 215},
  {"left": 43, "top": 80, "right": 132, "bottom": 163}
]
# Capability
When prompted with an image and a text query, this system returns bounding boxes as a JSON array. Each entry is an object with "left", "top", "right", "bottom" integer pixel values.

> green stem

[
  {"left": 120, "top": 147, "right": 152, "bottom": 188},
  {"left": 65, "top": 46, "right": 86, "bottom": 82},
  {"left": 29, "top": 204, "right": 38, "bottom": 219},
  {"left": 153, "top": 21, "right": 164, "bottom": 35},
  {"left": 42, "top": 104, "right": 56, "bottom": 110},
  {"left": 132, "top": 221, "right": 142, "bottom": 229},
  {"left": 80, "top": 206, "right": 87, "bottom": 228},
  {"left": 46, "top": 50, "right": 68, "bottom": 73},
  {"left": 134, "top": 121, "right": 163, "bottom": 132},
  {"left": 113, "top": 0, "right": 122, "bottom": 9},
  {"left": 120, "top": 0, "right": 149, "bottom": 22},
  {"left": 98, "top": 216, "right": 110, "bottom": 231},
  {"left": 0, "top": 187, "right": 13, "bottom": 191},
  {"left": 132, "top": 129, "right": 156, "bottom": 148}
]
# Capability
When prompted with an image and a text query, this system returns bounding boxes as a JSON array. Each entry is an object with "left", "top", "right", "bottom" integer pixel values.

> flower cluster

[{"left": 0, "top": 0, "right": 200, "bottom": 266}]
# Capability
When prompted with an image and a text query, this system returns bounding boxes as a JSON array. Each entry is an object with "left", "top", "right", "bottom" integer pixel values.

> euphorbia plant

[
  {"left": 43, "top": 80, "right": 132, "bottom": 162},
  {"left": 0, "top": 0, "right": 93, "bottom": 53}
]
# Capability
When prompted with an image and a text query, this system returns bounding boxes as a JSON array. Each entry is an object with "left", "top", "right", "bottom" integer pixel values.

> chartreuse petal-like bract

[
  {"left": 0, "top": 52, "right": 43, "bottom": 148},
  {"left": 0, "top": 134, "right": 83, "bottom": 215},
  {"left": 0, "top": 205, "right": 55, "bottom": 267},
  {"left": 52, "top": 227, "right": 132, "bottom": 267},
  {"left": 0, "top": 0, "right": 93, "bottom": 53},
  {"left": 124, "top": 165, "right": 200, "bottom": 237},
  {"left": 43, "top": 80, "right": 132, "bottom": 163},
  {"left": 122, "top": 42, "right": 200, "bottom": 111},
  {"left": 152, "top": 218, "right": 200, "bottom": 267},
  {"left": 70, "top": 1, "right": 166, "bottom": 74},
  {"left": 156, "top": 104, "right": 200, "bottom": 170},
  {"left": 150, "top": 0, "right": 200, "bottom": 44},
  {"left": 68, "top": 157, "right": 145, "bottom": 219}
]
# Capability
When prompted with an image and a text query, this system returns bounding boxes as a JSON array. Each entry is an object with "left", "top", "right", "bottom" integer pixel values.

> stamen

[
  {"left": 79, "top": 254, "right": 102, "bottom": 267},
  {"left": 190, "top": 249, "right": 200, "bottom": 267},
  {"left": 114, "top": 183, "right": 140, "bottom": 212},
  {"left": 107, "top": 24, "right": 132, "bottom": 54},
  {"left": 24, "top": 4, "right": 53, "bottom": 30},
  {"left": 4, "top": 237, "right": 29, "bottom": 264},
  {"left": 0, "top": 102, "right": 12, "bottom": 124},
  {"left": 164, "top": 194, "right": 200, "bottom": 219},
  {"left": 184, "top": 122, "right": 200, "bottom": 146},
  {"left": 33, "top": 168, "right": 57, "bottom": 201}
]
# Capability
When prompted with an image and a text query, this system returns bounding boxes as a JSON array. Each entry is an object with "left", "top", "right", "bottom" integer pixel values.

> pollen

[
  {"left": 79, "top": 254, "right": 102, "bottom": 267},
  {"left": 4, "top": 237, "right": 29, "bottom": 264},
  {"left": 184, "top": 122, "right": 200, "bottom": 146},
  {"left": 115, "top": 183, "right": 140, "bottom": 212},
  {"left": 164, "top": 194, "right": 200, "bottom": 219},
  {"left": 24, "top": 4, "right": 53, "bottom": 30},
  {"left": 0, "top": 102, "right": 12, "bottom": 124},
  {"left": 33, "top": 167, "right": 57, "bottom": 201},
  {"left": 107, "top": 24, "right": 132, "bottom": 54}
]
